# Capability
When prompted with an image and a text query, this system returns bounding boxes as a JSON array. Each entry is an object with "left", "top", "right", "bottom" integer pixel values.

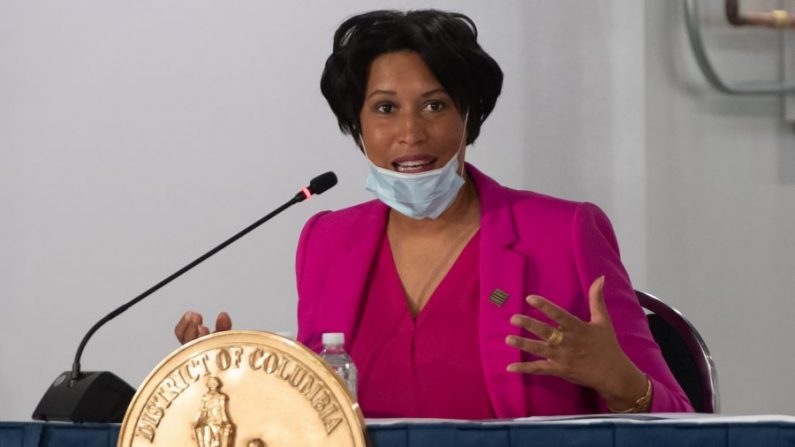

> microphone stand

[{"left": 33, "top": 173, "right": 336, "bottom": 422}]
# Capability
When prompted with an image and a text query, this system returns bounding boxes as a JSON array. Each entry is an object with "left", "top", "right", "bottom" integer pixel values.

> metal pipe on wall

[{"left": 684, "top": 0, "right": 795, "bottom": 95}]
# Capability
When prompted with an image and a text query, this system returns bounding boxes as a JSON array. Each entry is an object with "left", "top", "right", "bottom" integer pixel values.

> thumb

[{"left": 588, "top": 275, "right": 610, "bottom": 324}]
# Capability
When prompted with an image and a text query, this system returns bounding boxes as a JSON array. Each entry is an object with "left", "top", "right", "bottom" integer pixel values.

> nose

[{"left": 397, "top": 111, "right": 427, "bottom": 146}]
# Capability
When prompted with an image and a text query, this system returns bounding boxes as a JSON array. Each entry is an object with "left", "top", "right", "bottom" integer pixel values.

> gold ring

[
  {"left": 771, "top": 9, "right": 789, "bottom": 28},
  {"left": 547, "top": 328, "right": 564, "bottom": 346}
]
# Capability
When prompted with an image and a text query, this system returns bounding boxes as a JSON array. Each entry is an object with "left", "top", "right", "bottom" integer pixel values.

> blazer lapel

[
  {"left": 471, "top": 165, "right": 529, "bottom": 418},
  {"left": 316, "top": 201, "right": 388, "bottom": 350}
]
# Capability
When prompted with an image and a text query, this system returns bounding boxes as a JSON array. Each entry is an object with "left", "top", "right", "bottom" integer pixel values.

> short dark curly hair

[{"left": 320, "top": 9, "right": 503, "bottom": 149}]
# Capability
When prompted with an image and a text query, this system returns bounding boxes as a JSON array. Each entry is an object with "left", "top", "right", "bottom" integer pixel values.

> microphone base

[{"left": 32, "top": 371, "right": 135, "bottom": 423}]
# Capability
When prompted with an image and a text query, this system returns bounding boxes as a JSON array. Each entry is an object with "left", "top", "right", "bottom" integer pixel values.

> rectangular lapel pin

[{"left": 489, "top": 288, "right": 509, "bottom": 307}]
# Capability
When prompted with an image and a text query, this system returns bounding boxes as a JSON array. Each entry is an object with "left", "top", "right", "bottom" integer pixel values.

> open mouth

[{"left": 392, "top": 156, "right": 438, "bottom": 173}]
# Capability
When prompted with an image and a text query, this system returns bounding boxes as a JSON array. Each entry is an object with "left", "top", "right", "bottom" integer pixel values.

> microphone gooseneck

[{"left": 70, "top": 172, "right": 338, "bottom": 383}]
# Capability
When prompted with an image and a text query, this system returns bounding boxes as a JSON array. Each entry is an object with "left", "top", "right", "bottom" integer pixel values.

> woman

[{"left": 177, "top": 9, "right": 693, "bottom": 418}]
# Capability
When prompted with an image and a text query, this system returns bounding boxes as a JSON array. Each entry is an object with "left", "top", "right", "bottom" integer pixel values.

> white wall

[
  {"left": 645, "top": 0, "right": 795, "bottom": 414},
  {"left": 0, "top": 0, "right": 791, "bottom": 420}
]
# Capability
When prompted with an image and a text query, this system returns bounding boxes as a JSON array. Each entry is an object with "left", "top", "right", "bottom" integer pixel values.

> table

[{"left": 2, "top": 415, "right": 795, "bottom": 446}]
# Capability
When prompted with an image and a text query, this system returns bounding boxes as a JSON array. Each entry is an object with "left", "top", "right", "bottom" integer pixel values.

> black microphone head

[{"left": 308, "top": 171, "right": 338, "bottom": 195}]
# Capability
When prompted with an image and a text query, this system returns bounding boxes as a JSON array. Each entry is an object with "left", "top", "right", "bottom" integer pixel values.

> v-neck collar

[
  {"left": 312, "top": 163, "right": 530, "bottom": 417},
  {"left": 384, "top": 229, "right": 481, "bottom": 321}
]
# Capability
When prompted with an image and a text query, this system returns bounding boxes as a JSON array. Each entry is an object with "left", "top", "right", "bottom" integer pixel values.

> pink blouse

[{"left": 349, "top": 231, "right": 495, "bottom": 419}]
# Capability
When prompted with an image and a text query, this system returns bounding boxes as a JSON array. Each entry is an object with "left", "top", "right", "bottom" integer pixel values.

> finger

[
  {"left": 510, "top": 314, "right": 556, "bottom": 341},
  {"left": 526, "top": 295, "right": 581, "bottom": 328},
  {"left": 174, "top": 311, "right": 192, "bottom": 341},
  {"left": 198, "top": 325, "right": 210, "bottom": 337},
  {"left": 187, "top": 312, "right": 204, "bottom": 342},
  {"left": 176, "top": 311, "right": 201, "bottom": 343},
  {"left": 588, "top": 275, "right": 610, "bottom": 324},
  {"left": 183, "top": 320, "right": 200, "bottom": 344},
  {"left": 215, "top": 312, "right": 232, "bottom": 332},
  {"left": 506, "top": 360, "right": 559, "bottom": 375},
  {"left": 505, "top": 335, "right": 552, "bottom": 358}
]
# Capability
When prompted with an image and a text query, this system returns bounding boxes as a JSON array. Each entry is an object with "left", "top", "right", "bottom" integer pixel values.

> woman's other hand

[
  {"left": 505, "top": 276, "right": 649, "bottom": 411},
  {"left": 174, "top": 311, "right": 232, "bottom": 345}
]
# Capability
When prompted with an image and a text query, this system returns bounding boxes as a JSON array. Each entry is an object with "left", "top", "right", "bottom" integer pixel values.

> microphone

[
  {"left": 293, "top": 171, "right": 338, "bottom": 202},
  {"left": 32, "top": 172, "right": 338, "bottom": 422}
]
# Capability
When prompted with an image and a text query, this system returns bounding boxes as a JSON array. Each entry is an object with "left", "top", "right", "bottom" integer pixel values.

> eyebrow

[{"left": 366, "top": 88, "right": 448, "bottom": 99}]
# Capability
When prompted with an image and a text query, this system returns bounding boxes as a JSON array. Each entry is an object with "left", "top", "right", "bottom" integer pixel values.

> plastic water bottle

[{"left": 319, "top": 333, "right": 357, "bottom": 399}]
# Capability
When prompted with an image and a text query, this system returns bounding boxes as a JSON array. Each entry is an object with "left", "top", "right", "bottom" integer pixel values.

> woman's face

[{"left": 359, "top": 50, "right": 467, "bottom": 173}]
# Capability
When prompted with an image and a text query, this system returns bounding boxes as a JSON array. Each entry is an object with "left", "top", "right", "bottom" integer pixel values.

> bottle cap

[{"left": 322, "top": 332, "right": 344, "bottom": 346}]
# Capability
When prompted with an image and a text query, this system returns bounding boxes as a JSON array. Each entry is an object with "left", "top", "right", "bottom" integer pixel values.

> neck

[{"left": 388, "top": 171, "right": 480, "bottom": 235}]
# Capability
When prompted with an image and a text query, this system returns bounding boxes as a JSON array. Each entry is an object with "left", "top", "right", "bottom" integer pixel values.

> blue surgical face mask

[{"left": 361, "top": 115, "right": 468, "bottom": 220}]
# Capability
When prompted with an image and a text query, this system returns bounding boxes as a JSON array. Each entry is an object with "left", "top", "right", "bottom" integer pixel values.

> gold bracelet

[{"left": 607, "top": 376, "right": 653, "bottom": 413}]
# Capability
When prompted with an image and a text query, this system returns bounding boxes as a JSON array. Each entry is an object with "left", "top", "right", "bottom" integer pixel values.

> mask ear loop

[
  {"left": 457, "top": 111, "right": 469, "bottom": 177},
  {"left": 359, "top": 135, "right": 368, "bottom": 158},
  {"left": 359, "top": 132, "right": 375, "bottom": 166}
]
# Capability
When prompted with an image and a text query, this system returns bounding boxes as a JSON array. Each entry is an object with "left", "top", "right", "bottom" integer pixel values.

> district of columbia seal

[{"left": 117, "top": 331, "right": 366, "bottom": 447}]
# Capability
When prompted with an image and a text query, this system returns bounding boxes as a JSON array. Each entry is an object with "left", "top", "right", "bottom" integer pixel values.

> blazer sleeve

[{"left": 571, "top": 202, "right": 694, "bottom": 412}]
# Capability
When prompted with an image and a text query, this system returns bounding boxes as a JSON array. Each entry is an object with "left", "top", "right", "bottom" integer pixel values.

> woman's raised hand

[
  {"left": 505, "top": 276, "right": 649, "bottom": 411},
  {"left": 174, "top": 311, "right": 232, "bottom": 345}
]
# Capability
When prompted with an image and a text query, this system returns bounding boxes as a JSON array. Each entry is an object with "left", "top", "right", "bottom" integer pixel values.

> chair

[{"left": 635, "top": 290, "right": 719, "bottom": 413}]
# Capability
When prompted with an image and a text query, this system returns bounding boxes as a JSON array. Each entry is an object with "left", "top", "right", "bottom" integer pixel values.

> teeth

[{"left": 396, "top": 160, "right": 431, "bottom": 168}]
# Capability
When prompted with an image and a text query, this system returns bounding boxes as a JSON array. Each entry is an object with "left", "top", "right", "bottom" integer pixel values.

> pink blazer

[{"left": 296, "top": 164, "right": 693, "bottom": 417}]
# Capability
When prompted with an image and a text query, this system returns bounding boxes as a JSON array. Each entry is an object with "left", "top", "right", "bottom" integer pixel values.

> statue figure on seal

[{"left": 193, "top": 376, "right": 235, "bottom": 447}]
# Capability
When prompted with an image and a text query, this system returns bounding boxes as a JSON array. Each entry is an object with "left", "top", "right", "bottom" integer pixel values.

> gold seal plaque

[{"left": 117, "top": 331, "right": 366, "bottom": 447}]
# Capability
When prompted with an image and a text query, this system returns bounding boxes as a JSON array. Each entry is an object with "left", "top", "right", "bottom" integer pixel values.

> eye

[
  {"left": 375, "top": 102, "right": 395, "bottom": 114},
  {"left": 424, "top": 100, "right": 446, "bottom": 112}
]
